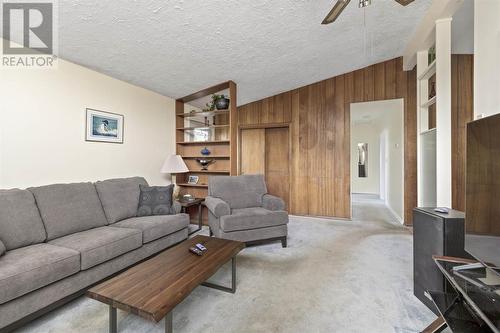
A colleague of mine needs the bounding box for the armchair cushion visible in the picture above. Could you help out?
[208,175,267,209]
[0,240,5,257]
[262,194,286,211]
[205,196,230,217]
[219,207,288,232]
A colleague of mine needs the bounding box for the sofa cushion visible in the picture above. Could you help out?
[219,207,288,232]
[49,226,142,270]
[114,214,189,244]
[0,189,46,250]
[0,244,80,304]
[95,177,148,224]
[208,175,268,209]
[29,182,108,240]
[137,184,175,217]
[0,240,5,257]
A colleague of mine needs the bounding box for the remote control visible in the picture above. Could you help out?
[434,207,449,214]
[196,243,207,252]
[189,247,203,256]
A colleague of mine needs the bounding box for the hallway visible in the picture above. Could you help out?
[352,193,403,225]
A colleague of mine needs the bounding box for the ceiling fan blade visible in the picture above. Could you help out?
[394,0,415,5]
[322,0,351,25]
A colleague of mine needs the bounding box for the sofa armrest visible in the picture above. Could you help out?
[0,239,5,256]
[172,201,182,215]
[205,196,230,217]
[262,194,285,211]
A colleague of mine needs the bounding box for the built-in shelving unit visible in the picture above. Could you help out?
[421,95,436,108]
[175,81,237,223]
[417,59,436,81]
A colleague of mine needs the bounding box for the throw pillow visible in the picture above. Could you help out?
[137,184,175,217]
[0,239,5,256]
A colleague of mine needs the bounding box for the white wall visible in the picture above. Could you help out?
[474,0,500,118]
[351,124,380,195]
[351,99,404,222]
[0,53,176,189]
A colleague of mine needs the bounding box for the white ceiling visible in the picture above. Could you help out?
[58,0,432,106]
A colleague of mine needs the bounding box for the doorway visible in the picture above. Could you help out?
[350,99,404,223]
[240,126,290,209]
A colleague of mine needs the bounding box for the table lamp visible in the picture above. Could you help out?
[161,154,189,199]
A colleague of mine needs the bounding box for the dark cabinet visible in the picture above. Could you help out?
[413,207,468,314]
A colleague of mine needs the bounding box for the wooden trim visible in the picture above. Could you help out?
[229,81,238,175]
[421,316,447,333]
[178,81,232,103]
[176,140,229,145]
[238,123,290,129]
[431,255,478,264]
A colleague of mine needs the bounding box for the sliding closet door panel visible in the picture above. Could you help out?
[240,129,265,175]
[265,127,290,209]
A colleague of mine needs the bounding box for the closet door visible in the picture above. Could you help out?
[240,128,265,175]
[265,128,290,209]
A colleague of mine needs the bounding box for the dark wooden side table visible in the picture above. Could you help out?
[177,198,204,235]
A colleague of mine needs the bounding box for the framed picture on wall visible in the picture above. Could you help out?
[85,108,124,143]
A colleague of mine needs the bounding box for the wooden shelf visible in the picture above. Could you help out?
[182,155,230,159]
[418,60,436,81]
[177,125,229,131]
[176,140,230,145]
[177,183,208,188]
[188,170,230,174]
[177,110,229,118]
[421,95,436,108]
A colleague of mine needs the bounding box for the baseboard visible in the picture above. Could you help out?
[385,204,404,224]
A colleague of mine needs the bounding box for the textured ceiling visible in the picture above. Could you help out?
[58,0,432,106]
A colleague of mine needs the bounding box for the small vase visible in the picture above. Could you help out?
[201,147,211,156]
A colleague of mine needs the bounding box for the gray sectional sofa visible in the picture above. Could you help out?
[0,177,189,332]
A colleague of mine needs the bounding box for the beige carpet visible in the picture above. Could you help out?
[16,197,438,333]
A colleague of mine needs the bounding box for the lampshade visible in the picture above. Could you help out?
[161,154,189,174]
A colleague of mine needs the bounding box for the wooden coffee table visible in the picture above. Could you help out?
[87,235,245,333]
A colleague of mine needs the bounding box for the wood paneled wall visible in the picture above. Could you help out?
[451,54,474,212]
[238,57,418,224]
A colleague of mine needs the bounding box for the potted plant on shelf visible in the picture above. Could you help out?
[203,94,230,112]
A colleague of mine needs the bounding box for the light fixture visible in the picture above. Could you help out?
[395,0,415,5]
[322,0,351,25]
[358,0,371,8]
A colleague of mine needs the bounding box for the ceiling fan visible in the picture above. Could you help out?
[321,0,415,25]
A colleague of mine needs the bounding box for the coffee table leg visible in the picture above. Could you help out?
[109,306,117,333]
[201,256,237,293]
[165,311,173,333]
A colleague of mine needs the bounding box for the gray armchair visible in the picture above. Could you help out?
[205,175,288,247]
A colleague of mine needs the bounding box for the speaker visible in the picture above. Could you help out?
[413,207,468,315]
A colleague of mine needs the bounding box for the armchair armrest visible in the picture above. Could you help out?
[262,194,285,211]
[205,196,230,217]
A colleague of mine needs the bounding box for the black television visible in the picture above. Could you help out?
[465,113,500,275]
